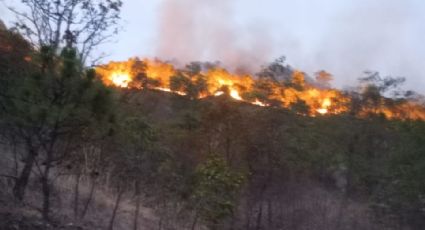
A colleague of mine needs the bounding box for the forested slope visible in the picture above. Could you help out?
[1,15,425,230]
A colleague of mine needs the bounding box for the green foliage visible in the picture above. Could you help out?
[380,121,425,222]
[128,59,161,88]
[0,40,118,220]
[170,71,208,99]
[0,26,33,88]
[359,71,405,94]
[244,79,277,104]
[362,85,382,111]
[289,99,310,115]
[1,46,114,138]
[185,62,202,75]
[256,56,292,82]
[192,154,245,226]
[170,73,191,91]
[107,116,162,189]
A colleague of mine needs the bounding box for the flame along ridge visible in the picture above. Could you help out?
[96,58,425,120]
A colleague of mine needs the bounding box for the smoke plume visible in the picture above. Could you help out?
[156,0,274,72]
[311,0,424,92]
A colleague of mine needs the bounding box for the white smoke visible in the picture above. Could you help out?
[155,0,275,73]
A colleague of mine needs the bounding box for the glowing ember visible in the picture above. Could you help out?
[111,72,131,87]
[316,108,328,114]
[252,99,267,107]
[316,98,332,114]
[230,89,243,101]
[154,87,186,96]
[154,87,171,92]
[214,91,224,96]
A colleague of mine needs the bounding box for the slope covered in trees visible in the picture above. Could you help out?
[1,2,425,229]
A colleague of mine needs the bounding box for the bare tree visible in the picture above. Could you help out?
[6,0,122,64]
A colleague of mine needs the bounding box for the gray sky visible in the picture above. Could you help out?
[2,0,425,93]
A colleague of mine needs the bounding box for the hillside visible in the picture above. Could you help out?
[3,86,424,229]
[1,5,425,230]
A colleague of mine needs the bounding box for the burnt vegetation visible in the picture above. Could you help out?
[1,2,425,230]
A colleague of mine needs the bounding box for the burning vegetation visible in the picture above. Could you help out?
[96,58,425,120]
[4,1,425,229]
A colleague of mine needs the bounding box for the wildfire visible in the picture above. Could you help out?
[316,98,332,115]
[95,58,425,120]
[230,89,243,101]
[253,99,268,107]
[110,72,131,87]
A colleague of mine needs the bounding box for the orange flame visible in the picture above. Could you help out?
[95,58,425,120]
[110,72,131,87]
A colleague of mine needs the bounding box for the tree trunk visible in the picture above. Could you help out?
[108,189,123,230]
[13,147,37,201]
[255,202,263,230]
[267,199,273,229]
[41,150,53,222]
[245,203,252,230]
[229,212,235,230]
[41,174,50,221]
[73,173,81,220]
[190,210,199,230]
[12,139,19,177]
[80,177,96,219]
[225,133,231,165]
[133,180,141,230]
[254,180,267,230]
[157,199,167,230]
[158,216,163,230]
[335,133,357,230]
[335,195,348,230]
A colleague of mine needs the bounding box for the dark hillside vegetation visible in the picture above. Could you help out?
[4,75,424,229]
[116,89,425,229]
[1,4,425,229]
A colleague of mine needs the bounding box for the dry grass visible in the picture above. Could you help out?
[0,146,164,230]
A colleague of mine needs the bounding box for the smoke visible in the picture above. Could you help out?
[155,0,274,72]
[154,0,424,93]
[312,0,425,92]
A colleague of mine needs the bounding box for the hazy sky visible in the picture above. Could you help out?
[2,0,425,93]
